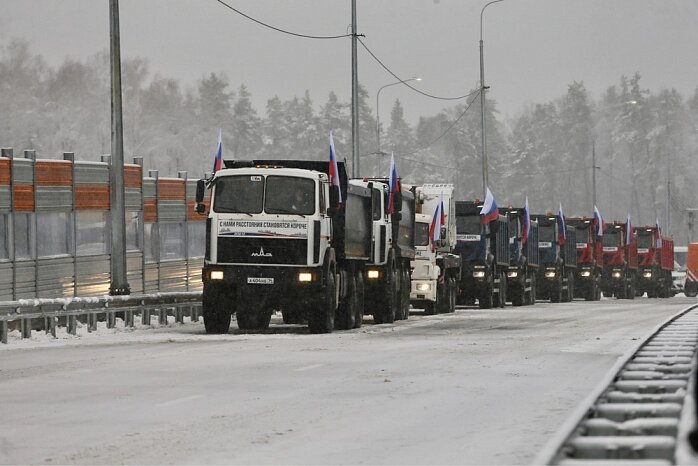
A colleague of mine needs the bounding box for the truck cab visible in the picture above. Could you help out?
[500,207,539,306]
[532,214,577,302]
[198,159,370,334]
[600,222,637,299]
[455,201,509,308]
[567,217,602,301]
[634,226,674,298]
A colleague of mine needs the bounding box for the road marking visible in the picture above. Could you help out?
[156,395,203,407]
[295,364,324,372]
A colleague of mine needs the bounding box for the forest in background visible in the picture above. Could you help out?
[2,40,697,241]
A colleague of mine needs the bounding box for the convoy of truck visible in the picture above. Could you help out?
[194,150,681,334]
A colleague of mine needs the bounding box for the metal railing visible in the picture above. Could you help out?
[0,292,203,344]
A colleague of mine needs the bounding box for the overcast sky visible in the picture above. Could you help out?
[2,0,697,124]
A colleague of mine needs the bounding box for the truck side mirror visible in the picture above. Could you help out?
[394,191,403,213]
[195,179,207,214]
[328,185,340,217]
[195,179,206,203]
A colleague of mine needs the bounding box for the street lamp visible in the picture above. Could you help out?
[479,0,504,196]
[376,77,420,154]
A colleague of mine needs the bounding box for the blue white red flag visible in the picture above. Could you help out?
[521,197,531,244]
[429,195,443,252]
[593,205,605,237]
[557,203,566,245]
[655,218,662,248]
[387,152,400,214]
[625,214,632,245]
[328,131,342,204]
[440,192,446,227]
[212,129,223,174]
[480,187,499,224]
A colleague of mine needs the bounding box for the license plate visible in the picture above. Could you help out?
[247,277,274,284]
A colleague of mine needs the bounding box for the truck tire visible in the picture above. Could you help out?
[374,266,398,324]
[282,305,302,324]
[335,271,356,330]
[550,279,562,303]
[479,280,494,309]
[202,286,232,334]
[309,271,336,334]
[353,271,364,328]
[436,280,448,314]
[400,268,411,320]
[424,300,436,315]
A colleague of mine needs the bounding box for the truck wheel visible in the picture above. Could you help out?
[353,271,364,328]
[627,280,636,300]
[479,282,494,309]
[424,301,436,315]
[202,286,232,334]
[375,267,398,324]
[447,277,457,313]
[335,271,356,330]
[550,280,562,303]
[686,291,698,298]
[436,280,448,314]
[400,268,411,319]
[309,271,336,334]
[282,305,302,324]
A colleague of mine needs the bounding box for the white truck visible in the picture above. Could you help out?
[409,184,461,314]
[195,159,373,334]
[358,179,416,323]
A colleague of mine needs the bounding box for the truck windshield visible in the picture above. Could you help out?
[539,226,556,243]
[265,176,315,215]
[576,224,590,243]
[213,175,264,214]
[637,233,653,249]
[415,222,430,246]
[603,231,620,247]
[456,215,481,235]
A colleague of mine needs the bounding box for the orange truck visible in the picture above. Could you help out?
[685,243,698,297]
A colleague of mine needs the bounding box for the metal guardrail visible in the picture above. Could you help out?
[535,304,698,465]
[0,292,203,344]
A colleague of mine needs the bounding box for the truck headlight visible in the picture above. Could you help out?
[298,272,314,282]
[473,270,486,278]
[210,270,224,280]
[367,269,380,279]
[507,270,518,278]
[643,271,652,278]
[612,270,622,279]
[545,269,556,278]
[416,283,431,292]
[580,270,591,277]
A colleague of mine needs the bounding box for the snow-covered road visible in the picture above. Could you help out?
[0,297,694,465]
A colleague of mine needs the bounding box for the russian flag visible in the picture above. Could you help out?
[593,205,605,237]
[387,152,400,214]
[655,218,662,248]
[328,131,342,204]
[480,187,498,224]
[212,129,223,173]
[429,197,443,252]
[557,203,566,245]
[521,197,530,245]
[625,214,632,245]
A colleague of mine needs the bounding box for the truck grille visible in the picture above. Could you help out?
[217,237,307,265]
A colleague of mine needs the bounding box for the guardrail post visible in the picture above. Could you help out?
[107,311,116,329]
[67,315,77,335]
[191,305,199,323]
[88,313,97,332]
[48,316,57,338]
[1,321,7,344]
[159,307,168,326]
[143,308,150,326]
[175,306,183,324]
[125,309,134,327]
[21,318,31,339]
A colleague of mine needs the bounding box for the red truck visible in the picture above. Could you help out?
[567,217,603,301]
[600,221,638,299]
[633,226,674,298]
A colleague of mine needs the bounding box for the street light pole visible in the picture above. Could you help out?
[376,77,420,155]
[479,0,503,196]
[592,140,597,209]
[351,0,359,178]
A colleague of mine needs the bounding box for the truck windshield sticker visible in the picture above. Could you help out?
[457,234,481,242]
[539,241,553,248]
[638,248,650,253]
[603,246,618,252]
[576,242,587,249]
[219,220,308,239]
[250,176,262,182]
